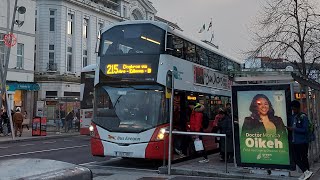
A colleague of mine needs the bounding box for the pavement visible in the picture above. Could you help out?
[1,127,320,180]
[159,154,320,180]
[0,126,81,144]
[0,158,92,180]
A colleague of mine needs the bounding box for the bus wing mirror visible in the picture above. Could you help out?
[95,30,101,55]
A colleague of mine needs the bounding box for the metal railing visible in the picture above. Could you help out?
[164,130,228,174]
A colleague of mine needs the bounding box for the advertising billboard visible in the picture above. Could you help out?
[232,84,294,169]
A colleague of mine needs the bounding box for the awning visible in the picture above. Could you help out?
[291,73,320,91]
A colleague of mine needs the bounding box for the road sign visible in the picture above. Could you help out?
[4,33,17,47]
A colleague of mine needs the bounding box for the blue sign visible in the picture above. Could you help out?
[6,82,40,91]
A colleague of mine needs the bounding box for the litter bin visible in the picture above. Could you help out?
[32,117,41,136]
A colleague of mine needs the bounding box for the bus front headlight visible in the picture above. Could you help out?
[89,125,95,136]
[156,128,167,140]
[89,125,94,132]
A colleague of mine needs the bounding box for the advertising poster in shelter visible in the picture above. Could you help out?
[232,84,294,169]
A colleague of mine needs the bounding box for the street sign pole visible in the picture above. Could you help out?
[167,70,174,175]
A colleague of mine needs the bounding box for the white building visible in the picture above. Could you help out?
[34,0,156,118]
[0,0,37,116]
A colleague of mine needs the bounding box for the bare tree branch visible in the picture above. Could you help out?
[248,0,320,79]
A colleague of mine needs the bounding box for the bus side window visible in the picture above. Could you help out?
[171,35,184,59]
[184,41,196,63]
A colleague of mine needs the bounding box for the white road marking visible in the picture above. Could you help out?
[84,164,159,173]
[19,144,34,147]
[43,141,56,144]
[0,146,9,149]
[78,158,121,166]
[63,139,73,142]
[0,145,88,158]
[78,161,98,166]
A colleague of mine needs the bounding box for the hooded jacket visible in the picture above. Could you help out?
[190,103,205,132]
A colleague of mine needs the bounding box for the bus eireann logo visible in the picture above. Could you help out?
[173,66,183,80]
[108,135,116,140]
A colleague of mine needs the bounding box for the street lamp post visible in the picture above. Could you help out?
[0,0,26,140]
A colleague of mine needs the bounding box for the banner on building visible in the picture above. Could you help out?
[232,84,294,170]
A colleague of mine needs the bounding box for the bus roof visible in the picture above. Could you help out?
[102,20,243,64]
[81,64,96,72]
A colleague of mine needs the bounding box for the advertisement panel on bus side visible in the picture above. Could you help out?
[157,55,231,97]
[232,84,295,170]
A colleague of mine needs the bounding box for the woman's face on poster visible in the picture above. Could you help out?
[256,97,269,116]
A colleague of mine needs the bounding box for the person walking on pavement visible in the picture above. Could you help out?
[188,101,209,163]
[287,100,313,180]
[218,109,234,163]
[0,109,3,135]
[214,108,225,161]
[13,107,24,137]
[1,109,10,136]
[65,110,74,132]
[22,111,30,131]
[75,109,80,132]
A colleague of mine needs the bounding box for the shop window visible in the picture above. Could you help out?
[46,91,57,97]
[14,90,22,106]
[64,91,80,96]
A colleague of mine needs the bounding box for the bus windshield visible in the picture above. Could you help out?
[80,71,94,109]
[100,24,165,56]
[93,85,166,133]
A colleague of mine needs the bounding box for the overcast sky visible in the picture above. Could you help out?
[148,0,267,61]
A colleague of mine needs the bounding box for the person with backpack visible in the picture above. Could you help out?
[188,101,209,163]
[287,100,313,180]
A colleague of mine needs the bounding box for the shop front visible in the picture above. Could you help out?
[6,82,40,120]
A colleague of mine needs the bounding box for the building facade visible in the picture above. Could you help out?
[0,0,37,117]
[34,0,156,119]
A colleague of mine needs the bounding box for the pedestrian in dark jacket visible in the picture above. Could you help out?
[214,108,225,160]
[218,110,234,163]
[188,101,209,163]
[65,110,74,132]
[0,109,3,134]
[1,110,10,135]
[287,100,313,180]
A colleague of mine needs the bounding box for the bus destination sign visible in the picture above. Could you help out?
[106,64,152,75]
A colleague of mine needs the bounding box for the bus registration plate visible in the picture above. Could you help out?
[116,151,133,157]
